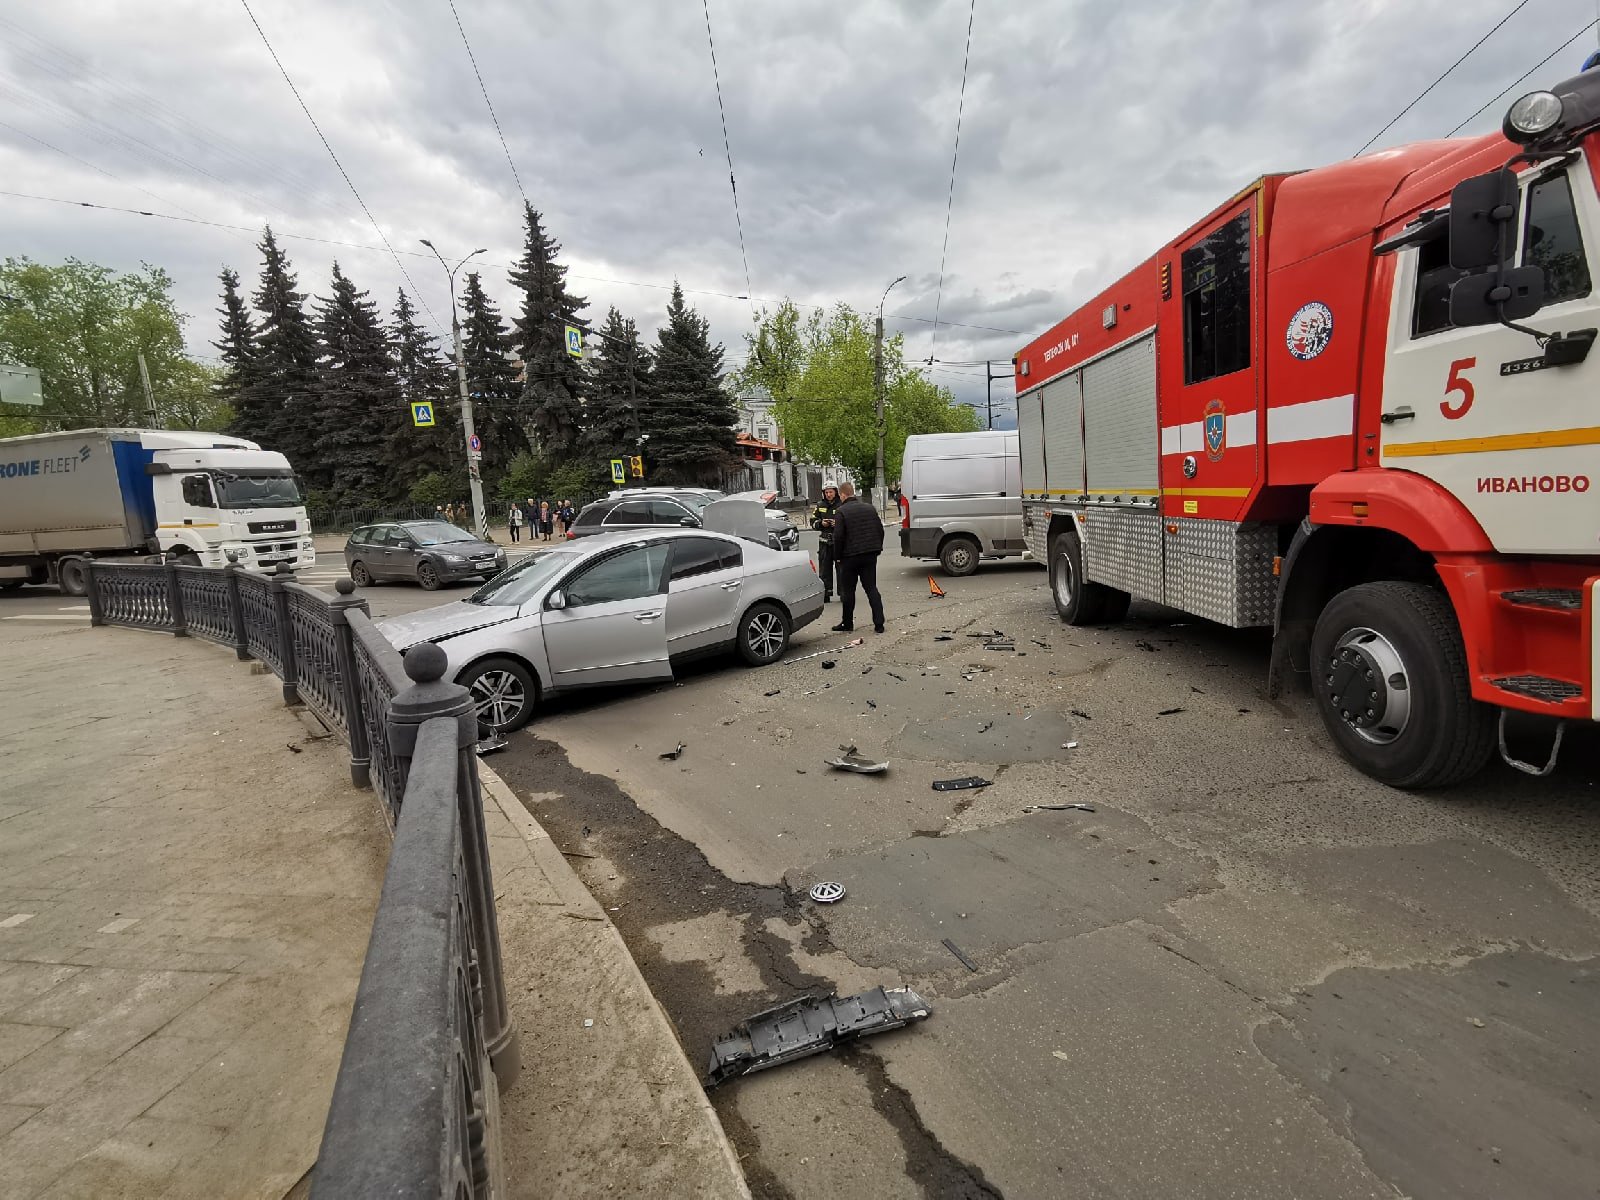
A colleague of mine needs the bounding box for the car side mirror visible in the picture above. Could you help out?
[396,540,416,550]
[1449,169,1519,271]
[546,589,566,610]
[679,516,698,527]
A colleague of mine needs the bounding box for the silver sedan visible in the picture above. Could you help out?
[376,528,825,733]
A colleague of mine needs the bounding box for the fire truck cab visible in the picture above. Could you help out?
[1016,71,1600,788]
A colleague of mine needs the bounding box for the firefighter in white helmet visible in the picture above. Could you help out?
[810,480,841,601]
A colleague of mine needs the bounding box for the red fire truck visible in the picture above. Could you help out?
[1015,73,1600,787]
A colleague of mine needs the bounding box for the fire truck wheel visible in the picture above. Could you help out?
[1310,581,1494,788]
[1050,530,1124,625]
[939,536,981,577]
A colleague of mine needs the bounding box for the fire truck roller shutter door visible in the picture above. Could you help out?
[1018,383,1048,503]
[1081,333,1163,602]
[1040,370,1084,502]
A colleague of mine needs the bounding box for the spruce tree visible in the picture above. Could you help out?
[582,306,649,466]
[311,263,399,503]
[459,271,529,483]
[241,228,321,474]
[508,204,587,461]
[388,289,459,495]
[645,283,737,485]
[213,268,258,434]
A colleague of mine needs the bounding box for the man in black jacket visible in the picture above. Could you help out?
[809,481,841,601]
[829,481,886,634]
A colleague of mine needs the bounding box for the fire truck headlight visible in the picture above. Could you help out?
[1504,91,1564,142]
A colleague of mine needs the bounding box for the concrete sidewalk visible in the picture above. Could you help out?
[0,620,747,1198]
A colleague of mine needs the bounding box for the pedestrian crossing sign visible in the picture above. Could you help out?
[565,325,583,358]
[410,401,435,427]
[610,458,626,484]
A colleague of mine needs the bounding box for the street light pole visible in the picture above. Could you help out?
[421,240,488,540]
[874,274,906,510]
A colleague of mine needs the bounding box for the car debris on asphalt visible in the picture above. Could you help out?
[821,660,837,670]
[932,776,992,792]
[788,638,865,665]
[941,938,979,972]
[934,634,954,641]
[659,742,687,760]
[825,745,889,774]
[763,688,781,697]
[1157,707,1186,717]
[1022,802,1096,813]
[475,732,508,755]
[703,986,933,1087]
[808,881,846,904]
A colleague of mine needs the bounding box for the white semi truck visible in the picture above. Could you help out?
[0,428,314,595]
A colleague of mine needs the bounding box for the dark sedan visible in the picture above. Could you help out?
[345,520,507,590]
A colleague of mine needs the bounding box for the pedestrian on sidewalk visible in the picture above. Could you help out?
[829,481,886,634]
[559,499,575,535]
[538,501,554,541]
[810,480,841,602]
[508,501,524,543]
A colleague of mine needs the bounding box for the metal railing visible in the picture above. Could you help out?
[84,559,519,1198]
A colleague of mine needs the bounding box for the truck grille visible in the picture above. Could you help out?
[248,519,298,535]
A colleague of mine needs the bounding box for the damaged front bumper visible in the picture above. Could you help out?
[704,985,932,1087]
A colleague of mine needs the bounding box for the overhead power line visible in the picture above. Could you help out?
[446,0,527,204]
[236,0,441,331]
[700,0,754,315]
[1448,18,1600,135]
[0,117,207,220]
[889,312,1020,335]
[930,0,977,357]
[1355,0,1533,155]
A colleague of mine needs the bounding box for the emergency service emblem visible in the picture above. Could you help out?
[1286,301,1334,360]
[1203,398,1226,461]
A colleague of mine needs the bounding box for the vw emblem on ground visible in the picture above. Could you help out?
[808,881,846,904]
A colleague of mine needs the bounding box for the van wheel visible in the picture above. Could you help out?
[939,536,981,577]
[1310,581,1494,788]
[57,557,88,597]
[1049,531,1124,625]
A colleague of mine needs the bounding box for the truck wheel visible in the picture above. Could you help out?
[1310,581,1494,788]
[57,557,88,597]
[1049,531,1122,625]
[939,536,981,577]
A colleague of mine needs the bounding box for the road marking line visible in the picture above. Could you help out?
[0,913,35,928]
[97,917,139,933]
[57,606,88,611]
[2,615,89,621]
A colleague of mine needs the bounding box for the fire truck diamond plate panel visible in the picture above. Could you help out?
[1164,519,1277,628]
[1083,334,1157,495]
[1082,508,1163,599]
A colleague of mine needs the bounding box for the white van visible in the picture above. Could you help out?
[898,430,1027,576]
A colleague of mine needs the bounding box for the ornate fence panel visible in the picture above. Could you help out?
[176,566,235,647]
[235,570,284,676]
[87,563,175,631]
[349,610,408,826]
[285,584,347,739]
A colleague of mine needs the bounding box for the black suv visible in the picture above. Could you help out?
[567,494,708,538]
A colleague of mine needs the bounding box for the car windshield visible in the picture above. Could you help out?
[213,473,303,509]
[404,521,475,546]
[467,549,579,606]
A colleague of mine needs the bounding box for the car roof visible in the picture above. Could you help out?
[577,526,742,549]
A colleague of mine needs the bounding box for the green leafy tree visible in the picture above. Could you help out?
[644,283,736,484]
[582,306,648,467]
[494,450,548,504]
[388,289,458,495]
[509,204,586,460]
[459,271,529,483]
[237,228,321,469]
[162,359,233,431]
[546,458,608,504]
[311,263,400,503]
[0,256,194,431]
[742,301,976,481]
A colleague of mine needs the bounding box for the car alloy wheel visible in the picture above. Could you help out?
[350,561,372,587]
[748,611,783,657]
[417,561,440,590]
[468,667,526,730]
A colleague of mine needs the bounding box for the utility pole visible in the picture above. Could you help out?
[874,274,906,511]
[421,240,489,541]
[136,353,159,428]
[983,360,1017,430]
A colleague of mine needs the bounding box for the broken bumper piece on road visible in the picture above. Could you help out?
[704,986,932,1088]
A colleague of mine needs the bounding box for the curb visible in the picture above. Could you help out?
[476,762,752,1199]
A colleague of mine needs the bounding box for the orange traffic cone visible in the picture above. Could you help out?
[928,576,946,598]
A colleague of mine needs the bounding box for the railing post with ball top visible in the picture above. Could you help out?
[165,557,188,637]
[268,562,298,705]
[329,578,372,789]
[224,556,249,659]
[386,643,520,1090]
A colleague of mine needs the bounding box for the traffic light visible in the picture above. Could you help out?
[628,455,644,478]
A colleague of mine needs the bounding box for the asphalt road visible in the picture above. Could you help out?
[10,536,1598,1199]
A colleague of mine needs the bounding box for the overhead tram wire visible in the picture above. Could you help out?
[235,0,443,333]
[446,0,526,204]
[929,0,977,359]
[1354,0,1534,155]
[1447,17,1600,135]
[0,118,208,220]
[701,0,755,318]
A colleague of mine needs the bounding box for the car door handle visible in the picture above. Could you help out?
[719,580,741,590]
[633,610,662,621]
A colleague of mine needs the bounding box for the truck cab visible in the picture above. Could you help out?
[145,437,314,571]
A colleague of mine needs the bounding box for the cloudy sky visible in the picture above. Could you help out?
[4,0,1597,430]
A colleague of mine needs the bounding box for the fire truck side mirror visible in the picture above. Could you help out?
[1448,169,1519,271]
[1448,266,1545,327]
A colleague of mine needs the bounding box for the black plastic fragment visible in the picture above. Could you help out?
[704,986,932,1087]
[932,776,992,792]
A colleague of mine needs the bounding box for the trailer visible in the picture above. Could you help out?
[1015,71,1600,787]
[0,428,314,594]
